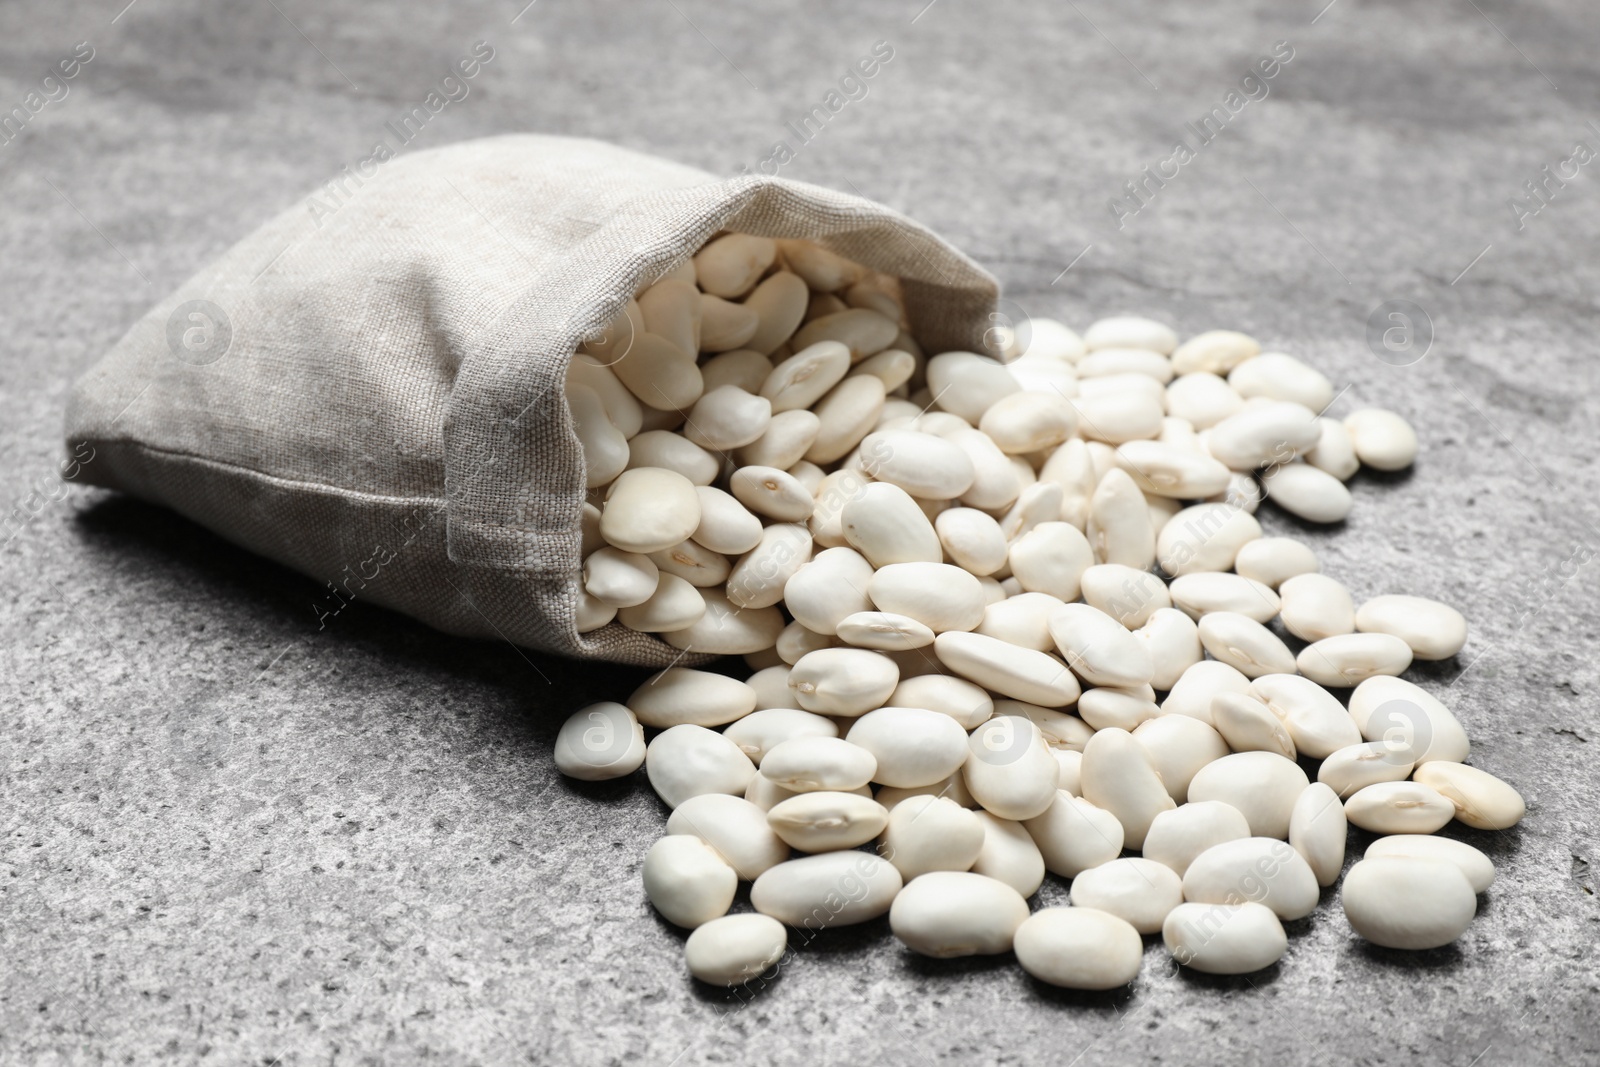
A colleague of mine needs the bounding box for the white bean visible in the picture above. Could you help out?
[1304,416,1360,480]
[750,851,903,927]
[1161,659,1251,725]
[701,348,774,395]
[1079,727,1175,849]
[1163,902,1286,974]
[1181,836,1319,920]
[723,706,837,761]
[1166,372,1244,429]
[1084,316,1178,355]
[890,675,994,730]
[683,913,787,986]
[793,307,900,361]
[663,589,785,654]
[1115,440,1232,499]
[783,546,874,636]
[1131,715,1230,803]
[760,735,877,792]
[962,716,1061,820]
[1260,462,1353,523]
[1411,761,1525,830]
[1365,835,1494,893]
[554,701,647,781]
[1142,801,1252,877]
[1233,536,1319,589]
[1169,572,1280,622]
[648,540,730,589]
[642,835,737,928]
[1072,388,1165,444]
[1016,907,1144,989]
[1278,573,1355,642]
[683,385,772,451]
[738,408,822,470]
[627,430,720,485]
[1187,752,1309,839]
[692,485,764,555]
[601,467,702,554]
[1197,611,1296,678]
[870,563,987,633]
[646,724,757,808]
[612,331,704,411]
[1135,608,1204,690]
[935,508,1009,577]
[1288,783,1346,887]
[742,271,810,355]
[667,793,790,879]
[767,790,888,851]
[841,482,943,567]
[1347,675,1470,764]
[1341,857,1474,949]
[1212,691,1297,759]
[1024,792,1124,878]
[567,383,630,488]
[979,392,1078,453]
[694,233,777,298]
[1206,402,1320,471]
[1344,781,1455,834]
[761,340,852,413]
[1077,347,1175,382]
[1343,408,1417,470]
[881,795,986,879]
[1009,522,1096,602]
[1170,329,1260,375]
[1045,603,1154,689]
[582,547,660,608]
[1070,857,1184,935]
[846,706,970,787]
[890,871,1030,957]
[1247,673,1362,758]
[629,668,755,729]
[1317,740,1414,798]
[1354,594,1468,661]
[1077,685,1160,733]
[1156,502,1262,576]
[934,631,1081,707]
[926,351,1021,423]
[970,811,1046,897]
[1296,632,1413,687]
[1227,352,1334,411]
[858,429,976,499]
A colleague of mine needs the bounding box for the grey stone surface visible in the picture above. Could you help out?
[2,0,1598,1063]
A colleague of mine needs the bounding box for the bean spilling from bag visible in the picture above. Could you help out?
[558,233,1520,989]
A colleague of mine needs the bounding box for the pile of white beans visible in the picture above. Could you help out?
[557,234,1524,990]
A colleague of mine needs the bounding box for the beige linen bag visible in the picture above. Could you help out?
[65,134,999,665]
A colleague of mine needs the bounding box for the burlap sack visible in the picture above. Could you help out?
[65,134,999,665]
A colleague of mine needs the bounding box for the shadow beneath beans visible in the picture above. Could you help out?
[1023,975,1139,1011]
[786,915,894,956]
[900,948,1017,980]
[559,774,646,805]
[1402,656,1465,685]
[1348,941,1465,970]
[1349,465,1417,490]
[1174,959,1284,990]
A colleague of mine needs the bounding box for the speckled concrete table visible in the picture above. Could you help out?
[2,0,1597,1063]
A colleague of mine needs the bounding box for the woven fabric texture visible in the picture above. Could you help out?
[64,134,999,664]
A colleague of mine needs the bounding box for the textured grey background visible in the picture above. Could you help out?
[2,0,1598,1063]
